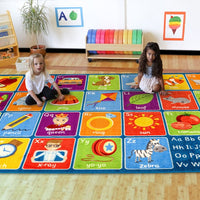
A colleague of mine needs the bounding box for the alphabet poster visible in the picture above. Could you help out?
[55,7,84,27]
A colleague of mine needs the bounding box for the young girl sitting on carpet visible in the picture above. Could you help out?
[25,53,70,107]
[132,42,167,95]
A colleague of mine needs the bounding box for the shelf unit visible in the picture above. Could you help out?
[0,11,19,67]
[86,33,143,62]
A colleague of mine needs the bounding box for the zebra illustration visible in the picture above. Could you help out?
[128,139,167,163]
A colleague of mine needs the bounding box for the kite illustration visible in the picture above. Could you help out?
[87,92,118,107]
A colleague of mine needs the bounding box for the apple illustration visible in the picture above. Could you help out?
[69,11,77,20]
[0,77,17,88]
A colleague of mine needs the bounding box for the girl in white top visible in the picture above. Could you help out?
[133,42,167,95]
[25,53,69,107]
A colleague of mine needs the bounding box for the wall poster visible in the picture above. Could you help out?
[55,7,84,27]
[163,11,186,41]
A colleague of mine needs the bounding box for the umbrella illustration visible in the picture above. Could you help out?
[87,92,118,107]
[169,16,181,35]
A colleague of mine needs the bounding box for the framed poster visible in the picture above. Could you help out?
[55,7,84,27]
[163,12,186,41]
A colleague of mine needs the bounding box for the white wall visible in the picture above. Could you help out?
[0,0,199,50]
[126,0,200,50]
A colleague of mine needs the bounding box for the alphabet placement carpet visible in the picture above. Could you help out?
[0,73,200,173]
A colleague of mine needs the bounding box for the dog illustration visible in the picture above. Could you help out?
[92,76,115,86]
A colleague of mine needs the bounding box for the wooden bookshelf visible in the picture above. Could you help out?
[0,11,19,67]
[86,33,143,62]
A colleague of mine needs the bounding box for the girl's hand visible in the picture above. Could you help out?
[159,90,168,96]
[37,100,43,107]
[57,94,65,101]
[131,84,139,89]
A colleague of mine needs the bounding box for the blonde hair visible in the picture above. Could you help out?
[29,53,47,79]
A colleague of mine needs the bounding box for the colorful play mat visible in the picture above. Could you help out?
[1,73,200,173]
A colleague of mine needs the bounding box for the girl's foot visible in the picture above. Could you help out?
[61,89,70,95]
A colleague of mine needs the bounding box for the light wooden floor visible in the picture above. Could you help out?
[1,52,200,74]
[0,52,200,200]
